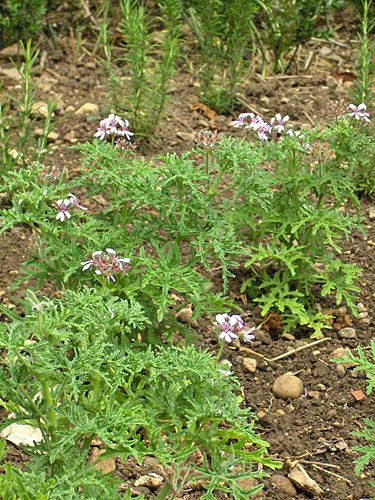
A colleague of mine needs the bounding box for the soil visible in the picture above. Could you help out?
[0,5,374,499]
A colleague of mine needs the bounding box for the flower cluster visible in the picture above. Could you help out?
[55,193,87,222]
[347,103,371,123]
[231,112,289,141]
[194,129,221,149]
[214,314,256,344]
[81,248,131,282]
[94,113,134,141]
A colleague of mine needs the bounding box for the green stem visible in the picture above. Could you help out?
[216,341,225,362]
[156,480,174,500]
[41,380,56,444]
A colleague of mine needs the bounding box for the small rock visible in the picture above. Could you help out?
[358,312,368,319]
[357,302,367,312]
[34,129,59,142]
[255,330,272,345]
[237,476,258,490]
[176,131,193,142]
[288,463,323,496]
[338,327,356,340]
[0,67,22,81]
[272,374,304,400]
[0,44,20,58]
[274,409,286,417]
[0,423,43,446]
[75,102,99,116]
[257,410,267,419]
[134,473,164,490]
[64,130,78,144]
[308,390,320,400]
[31,101,49,118]
[336,364,346,376]
[281,332,295,341]
[142,456,164,475]
[243,357,257,373]
[85,61,96,69]
[89,447,116,474]
[270,474,297,497]
[368,207,375,219]
[359,317,370,325]
[66,105,75,113]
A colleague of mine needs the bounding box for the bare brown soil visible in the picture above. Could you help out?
[0,7,374,499]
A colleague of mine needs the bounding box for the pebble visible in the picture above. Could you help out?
[338,327,357,339]
[89,448,116,474]
[34,129,59,142]
[357,302,367,312]
[243,357,257,373]
[64,130,78,144]
[281,332,295,341]
[31,101,49,118]
[0,67,21,81]
[270,474,297,497]
[75,102,99,116]
[336,364,346,376]
[272,374,304,400]
[134,473,163,490]
[66,105,75,113]
[358,312,368,319]
[368,207,375,219]
[255,330,272,345]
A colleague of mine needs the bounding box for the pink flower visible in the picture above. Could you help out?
[55,199,71,222]
[215,314,244,343]
[68,193,87,211]
[243,326,256,343]
[94,113,134,141]
[257,121,272,141]
[347,103,371,122]
[270,113,289,134]
[230,113,255,128]
[81,248,131,282]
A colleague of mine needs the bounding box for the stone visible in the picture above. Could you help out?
[368,207,375,219]
[336,364,346,376]
[270,474,297,497]
[143,456,164,475]
[0,423,43,446]
[66,105,75,113]
[243,357,257,373]
[357,302,367,312]
[75,102,99,116]
[31,101,49,118]
[237,476,258,490]
[288,463,323,496]
[134,473,164,490]
[272,374,304,400]
[338,327,356,339]
[0,44,19,58]
[0,67,21,81]
[34,129,59,142]
[358,312,368,319]
[89,447,116,474]
[64,130,78,144]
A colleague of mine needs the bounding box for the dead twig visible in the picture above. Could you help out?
[271,337,330,362]
[310,463,353,485]
[235,96,263,117]
[300,459,341,470]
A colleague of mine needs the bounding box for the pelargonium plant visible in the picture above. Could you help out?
[347,103,371,123]
[81,248,131,283]
[214,313,256,359]
[94,113,134,142]
[231,112,290,141]
[55,193,87,222]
